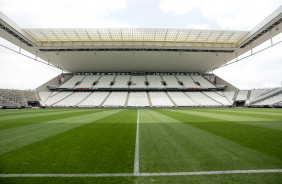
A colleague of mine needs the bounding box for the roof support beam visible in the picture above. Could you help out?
[61,29,73,46]
[96,30,103,45]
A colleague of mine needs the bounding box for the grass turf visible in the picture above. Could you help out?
[0,108,281,183]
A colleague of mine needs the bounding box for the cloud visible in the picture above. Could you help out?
[186,24,209,29]
[0,0,129,28]
[159,0,281,29]
[214,43,282,89]
[0,47,61,89]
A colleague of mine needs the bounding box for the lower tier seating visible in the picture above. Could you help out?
[253,93,282,105]
[5,88,280,108]
[103,92,128,107]
[167,92,198,106]
[55,92,91,107]
[149,92,174,107]
[79,92,109,107]
[127,92,150,107]
[186,92,221,106]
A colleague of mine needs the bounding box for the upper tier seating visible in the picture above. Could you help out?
[113,75,130,88]
[43,92,73,106]
[130,76,147,88]
[162,75,182,88]
[167,92,198,106]
[186,92,221,106]
[127,92,149,107]
[236,90,249,101]
[79,92,109,107]
[191,75,216,88]
[57,73,219,90]
[95,75,115,88]
[55,92,91,106]
[103,92,128,107]
[149,92,174,107]
[147,75,165,88]
[77,75,100,88]
[176,75,199,88]
[59,75,85,88]
[203,92,232,105]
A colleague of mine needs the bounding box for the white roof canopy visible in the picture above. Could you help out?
[24,28,248,45]
[0,6,281,73]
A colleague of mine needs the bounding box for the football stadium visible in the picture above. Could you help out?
[0,3,282,184]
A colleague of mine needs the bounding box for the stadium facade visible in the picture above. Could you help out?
[0,6,282,108]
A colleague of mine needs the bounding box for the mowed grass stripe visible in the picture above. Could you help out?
[175,109,282,131]
[0,109,106,130]
[202,110,282,121]
[0,109,123,155]
[0,109,90,121]
[192,108,282,112]
[0,109,137,174]
[139,109,282,173]
[161,109,282,160]
[199,109,282,117]
[0,109,65,116]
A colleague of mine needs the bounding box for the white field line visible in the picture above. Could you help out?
[134,109,140,175]
[1,169,282,178]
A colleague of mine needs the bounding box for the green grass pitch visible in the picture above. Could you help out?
[0,108,282,183]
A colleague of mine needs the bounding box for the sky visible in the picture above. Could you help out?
[0,0,281,90]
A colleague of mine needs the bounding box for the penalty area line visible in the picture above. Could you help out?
[1,169,282,178]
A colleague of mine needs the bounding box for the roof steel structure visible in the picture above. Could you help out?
[24,28,247,45]
[0,6,281,73]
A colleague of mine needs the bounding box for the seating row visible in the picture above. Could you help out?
[39,91,232,107]
[57,74,217,89]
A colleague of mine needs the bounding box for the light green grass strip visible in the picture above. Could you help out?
[172,109,282,130]
[201,109,282,117]
[0,109,124,155]
[0,109,92,121]
[139,109,281,172]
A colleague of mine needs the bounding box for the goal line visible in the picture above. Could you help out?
[1,169,281,178]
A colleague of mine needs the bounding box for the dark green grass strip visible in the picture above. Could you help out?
[158,109,282,160]
[0,109,137,174]
[1,173,282,184]
[0,109,106,130]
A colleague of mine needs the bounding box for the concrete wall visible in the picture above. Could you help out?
[36,75,59,92]
[215,75,238,92]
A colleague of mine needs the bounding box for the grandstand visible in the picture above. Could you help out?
[0,6,282,108]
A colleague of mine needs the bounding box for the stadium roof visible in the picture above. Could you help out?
[24,28,247,45]
[0,6,281,73]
